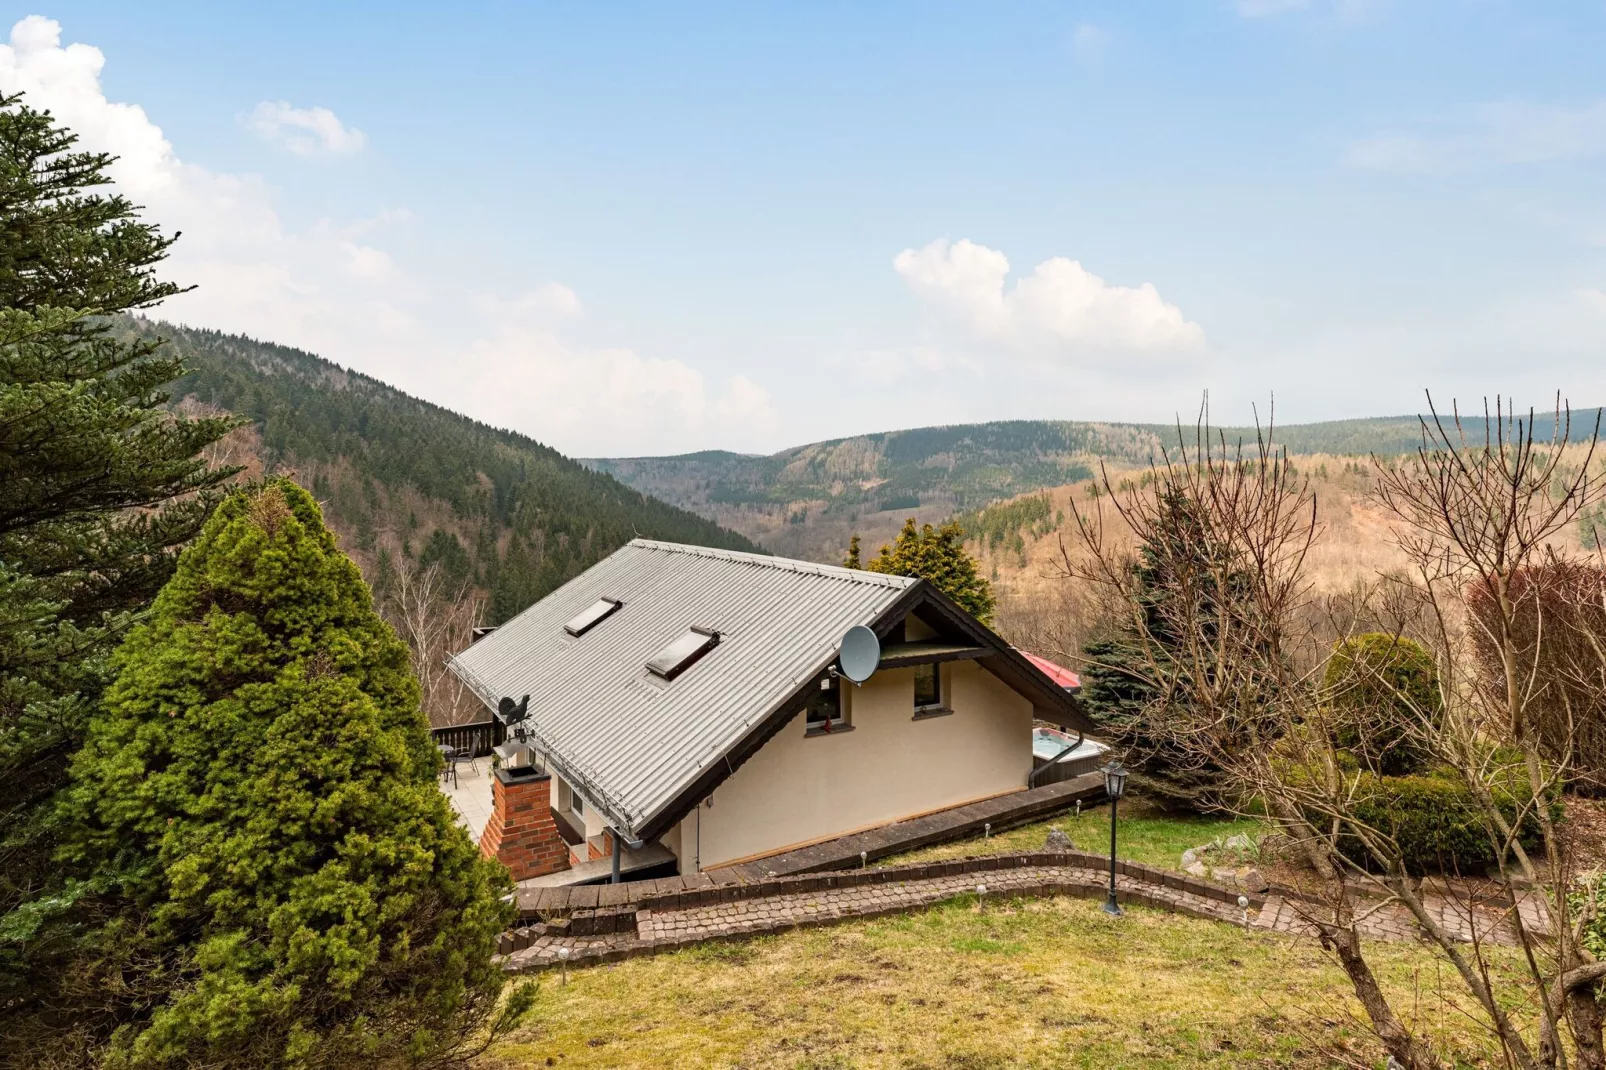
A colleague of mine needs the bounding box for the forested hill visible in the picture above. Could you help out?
[150,320,761,622]
[585,409,1605,562]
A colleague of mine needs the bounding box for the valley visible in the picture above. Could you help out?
[587,409,1603,562]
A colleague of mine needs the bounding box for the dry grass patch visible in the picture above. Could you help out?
[484,896,1512,1069]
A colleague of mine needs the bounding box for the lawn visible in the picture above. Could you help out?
[875,795,1267,872]
[483,893,1512,1069]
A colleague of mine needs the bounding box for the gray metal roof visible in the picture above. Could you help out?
[448,539,916,838]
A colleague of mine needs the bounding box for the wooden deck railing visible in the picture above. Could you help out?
[430,719,504,758]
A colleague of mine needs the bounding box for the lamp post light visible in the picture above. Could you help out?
[1101,759,1128,916]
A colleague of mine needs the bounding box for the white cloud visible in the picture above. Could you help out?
[1236,0,1308,17]
[247,99,365,155]
[1349,100,1606,172]
[893,238,1205,356]
[0,16,770,457]
[475,283,585,320]
[450,327,778,457]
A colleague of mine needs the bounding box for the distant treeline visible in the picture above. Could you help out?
[952,493,1061,565]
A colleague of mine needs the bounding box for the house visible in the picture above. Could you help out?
[446,539,1095,882]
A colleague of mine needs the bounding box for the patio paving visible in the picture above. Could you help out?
[500,857,1543,974]
[439,759,494,841]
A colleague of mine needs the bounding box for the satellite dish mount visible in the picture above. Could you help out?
[836,625,880,686]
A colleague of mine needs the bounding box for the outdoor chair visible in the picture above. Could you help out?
[438,744,459,789]
[448,740,479,779]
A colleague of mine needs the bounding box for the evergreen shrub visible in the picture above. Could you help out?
[60,480,525,1068]
[1337,765,1552,874]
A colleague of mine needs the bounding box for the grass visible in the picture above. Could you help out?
[873,796,1267,872]
[484,894,1515,1069]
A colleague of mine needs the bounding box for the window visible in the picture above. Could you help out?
[558,780,584,816]
[646,627,720,680]
[565,597,622,637]
[913,663,943,711]
[805,680,848,733]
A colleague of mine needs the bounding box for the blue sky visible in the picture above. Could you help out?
[5,3,1606,456]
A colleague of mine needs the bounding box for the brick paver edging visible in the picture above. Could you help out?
[515,849,1253,925]
[496,852,1266,968]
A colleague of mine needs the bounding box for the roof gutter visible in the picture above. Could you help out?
[630,645,843,844]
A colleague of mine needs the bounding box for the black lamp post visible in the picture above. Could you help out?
[1101,759,1128,916]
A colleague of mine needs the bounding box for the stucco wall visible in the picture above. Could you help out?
[680,658,1034,870]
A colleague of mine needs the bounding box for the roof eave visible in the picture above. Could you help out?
[446,653,642,836]
[871,581,1095,734]
[633,578,1095,844]
[631,644,841,843]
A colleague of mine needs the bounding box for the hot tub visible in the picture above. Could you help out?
[1032,727,1108,783]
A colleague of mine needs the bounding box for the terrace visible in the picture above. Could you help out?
[431,719,502,841]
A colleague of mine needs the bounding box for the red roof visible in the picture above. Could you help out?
[1020,650,1081,690]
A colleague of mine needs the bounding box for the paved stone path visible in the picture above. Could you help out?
[1254,887,1548,945]
[500,853,1552,976]
[501,861,1258,973]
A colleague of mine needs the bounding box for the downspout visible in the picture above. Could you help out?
[608,829,648,884]
[1027,729,1084,788]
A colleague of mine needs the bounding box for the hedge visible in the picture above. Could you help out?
[1339,766,1551,875]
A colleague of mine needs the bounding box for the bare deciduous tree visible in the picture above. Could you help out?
[1372,397,1606,1069]
[1060,412,1447,1069]
[380,555,486,728]
[1061,396,1606,1068]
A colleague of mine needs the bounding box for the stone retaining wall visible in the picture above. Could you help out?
[498,850,1263,958]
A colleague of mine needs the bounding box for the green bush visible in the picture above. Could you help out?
[59,480,525,1068]
[1323,633,1441,776]
[1341,766,1549,874]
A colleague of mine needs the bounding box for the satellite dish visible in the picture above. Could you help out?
[837,625,881,684]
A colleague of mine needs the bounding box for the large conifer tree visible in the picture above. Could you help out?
[861,518,995,624]
[0,91,236,1029]
[1078,486,1244,811]
[56,480,521,1068]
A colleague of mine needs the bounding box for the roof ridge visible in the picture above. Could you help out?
[627,538,916,588]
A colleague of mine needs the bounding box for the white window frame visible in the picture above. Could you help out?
[805,681,849,734]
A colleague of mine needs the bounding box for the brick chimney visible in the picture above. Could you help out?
[479,768,570,881]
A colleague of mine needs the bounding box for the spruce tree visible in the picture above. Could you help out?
[1077,487,1238,811]
[0,92,236,1026]
[56,480,523,1068]
[863,518,995,624]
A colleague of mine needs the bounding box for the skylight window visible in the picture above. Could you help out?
[646,627,720,680]
[564,598,622,637]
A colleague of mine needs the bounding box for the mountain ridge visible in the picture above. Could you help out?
[584,408,1606,560]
